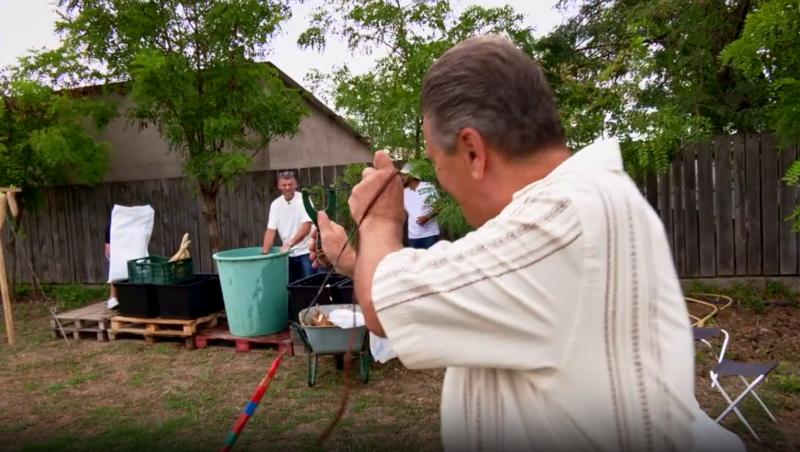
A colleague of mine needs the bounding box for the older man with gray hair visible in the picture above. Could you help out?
[311,35,744,451]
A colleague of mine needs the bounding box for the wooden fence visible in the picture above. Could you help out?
[638,133,799,278]
[7,165,351,284]
[6,133,800,283]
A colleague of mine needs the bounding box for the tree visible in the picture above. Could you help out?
[537,0,770,173]
[0,73,114,300]
[299,0,535,237]
[51,0,307,252]
[722,0,800,227]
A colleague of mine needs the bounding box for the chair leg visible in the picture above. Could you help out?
[700,339,720,361]
[711,373,749,424]
[738,376,778,423]
[711,373,761,441]
[700,341,720,388]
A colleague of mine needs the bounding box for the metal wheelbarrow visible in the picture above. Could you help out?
[291,304,371,387]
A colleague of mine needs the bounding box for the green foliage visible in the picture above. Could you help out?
[729,282,769,312]
[333,163,368,230]
[305,162,367,247]
[0,77,113,196]
[300,0,533,237]
[722,0,800,229]
[722,0,800,146]
[688,279,799,312]
[47,284,109,310]
[772,372,800,396]
[300,1,533,157]
[685,280,722,295]
[52,0,306,192]
[47,0,307,250]
[763,279,799,304]
[0,72,111,301]
[12,282,106,309]
[14,282,32,299]
[540,0,769,174]
[783,160,800,187]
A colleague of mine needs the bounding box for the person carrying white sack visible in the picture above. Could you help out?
[310,35,745,452]
[106,204,155,309]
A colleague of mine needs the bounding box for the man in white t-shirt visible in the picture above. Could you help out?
[400,163,440,249]
[262,171,315,283]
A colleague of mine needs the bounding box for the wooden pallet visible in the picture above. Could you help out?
[50,302,114,341]
[195,324,294,354]
[109,312,220,349]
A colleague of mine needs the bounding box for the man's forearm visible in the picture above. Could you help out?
[262,229,276,251]
[354,219,403,337]
[287,222,312,248]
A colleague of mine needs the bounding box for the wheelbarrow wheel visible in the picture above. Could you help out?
[307,354,318,387]
[359,352,370,384]
[334,353,345,370]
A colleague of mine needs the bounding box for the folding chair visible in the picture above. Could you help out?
[693,328,778,441]
[693,327,729,362]
[710,359,778,441]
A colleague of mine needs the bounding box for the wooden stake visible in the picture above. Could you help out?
[0,193,15,345]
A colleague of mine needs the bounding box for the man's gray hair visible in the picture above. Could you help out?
[277,170,297,181]
[421,35,565,158]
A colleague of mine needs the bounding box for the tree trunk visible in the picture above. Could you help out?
[200,187,222,254]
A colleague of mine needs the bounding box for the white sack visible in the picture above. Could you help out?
[108,204,155,282]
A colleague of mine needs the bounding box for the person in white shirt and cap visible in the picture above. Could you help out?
[310,35,745,452]
[399,162,441,249]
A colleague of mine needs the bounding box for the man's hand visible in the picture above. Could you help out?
[416,214,432,226]
[349,150,404,228]
[349,151,405,337]
[280,243,291,253]
[309,212,356,277]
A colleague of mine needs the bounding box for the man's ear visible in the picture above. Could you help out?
[457,127,487,180]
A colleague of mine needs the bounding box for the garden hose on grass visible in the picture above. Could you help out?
[684,293,734,326]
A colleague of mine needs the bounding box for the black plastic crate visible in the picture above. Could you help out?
[287,273,349,323]
[333,278,355,304]
[156,274,224,320]
[114,279,159,318]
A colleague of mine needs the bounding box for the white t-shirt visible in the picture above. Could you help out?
[403,181,440,239]
[267,193,312,257]
[373,138,745,452]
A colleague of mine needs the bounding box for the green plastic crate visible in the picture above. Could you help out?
[127,256,194,284]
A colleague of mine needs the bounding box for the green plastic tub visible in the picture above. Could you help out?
[212,247,289,337]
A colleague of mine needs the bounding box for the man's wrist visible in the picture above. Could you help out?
[360,217,403,234]
[359,218,403,248]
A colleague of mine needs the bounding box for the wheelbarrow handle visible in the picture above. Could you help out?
[289,321,314,354]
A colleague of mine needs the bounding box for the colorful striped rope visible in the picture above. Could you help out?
[221,346,288,452]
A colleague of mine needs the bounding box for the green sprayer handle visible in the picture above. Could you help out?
[301,187,337,230]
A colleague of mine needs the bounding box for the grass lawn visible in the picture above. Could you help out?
[0,282,798,451]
